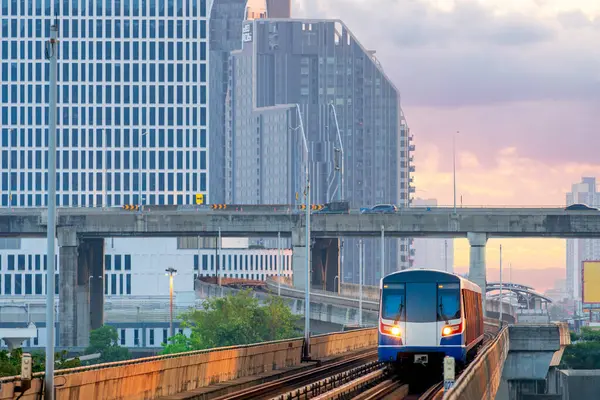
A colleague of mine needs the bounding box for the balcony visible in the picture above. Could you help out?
[409,165,415,172]
[409,144,415,152]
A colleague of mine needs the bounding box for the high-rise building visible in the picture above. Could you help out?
[0,0,295,347]
[411,198,454,272]
[227,19,414,285]
[209,0,249,204]
[1,1,210,208]
[266,0,291,18]
[566,177,600,304]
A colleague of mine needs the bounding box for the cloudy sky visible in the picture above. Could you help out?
[292,0,600,291]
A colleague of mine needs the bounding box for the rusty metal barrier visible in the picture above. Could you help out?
[445,326,509,400]
[0,329,378,400]
[310,328,378,359]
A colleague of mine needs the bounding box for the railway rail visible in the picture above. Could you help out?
[211,350,378,400]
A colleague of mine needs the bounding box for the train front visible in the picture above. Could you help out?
[377,270,464,368]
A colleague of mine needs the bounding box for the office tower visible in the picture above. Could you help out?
[566,177,600,303]
[209,0,249,204]
[266,0,291,18]
[227,19,414,284]
[1,0,209,208]
[411,198,454,272]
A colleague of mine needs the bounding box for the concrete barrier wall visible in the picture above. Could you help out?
[0,329,377,400]
[310,328,377,359]
[0,338,304,400]
[446,327,509,400]
[339,283,379,302]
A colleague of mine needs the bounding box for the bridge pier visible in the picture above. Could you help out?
[467,232,488,312]
[58,227,104,347]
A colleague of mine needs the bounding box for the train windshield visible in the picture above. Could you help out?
[437,283,461,321]
[381,283,405,321]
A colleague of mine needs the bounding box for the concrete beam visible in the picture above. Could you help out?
[4,208,600,238]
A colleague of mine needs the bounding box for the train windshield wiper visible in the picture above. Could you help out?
[393,302,404,324]
[439,298,449,324]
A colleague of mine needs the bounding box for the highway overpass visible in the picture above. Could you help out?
[1,206,591,346]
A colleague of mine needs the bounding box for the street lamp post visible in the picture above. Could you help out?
[499,245,503,327]
[295,104,311,359]
[165,268,177,338]
[453,131,458,214]
[44,23,59,400]
[277,231,282,296]
[358,239,363,327]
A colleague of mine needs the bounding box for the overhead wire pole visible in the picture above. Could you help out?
[359,239,363,327]
[499,244,503,327]
[380,226,385,282]
[453,131,458,214]
[44,22,59,400]
[277,231,282,296]
[330,101,345,288]
[296,104,311,360]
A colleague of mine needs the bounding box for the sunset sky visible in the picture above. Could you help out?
[293,0,600,292]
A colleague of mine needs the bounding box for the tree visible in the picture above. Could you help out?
[0,348,80,378]
[85,325,131,363]
[161,290,301,354]
[560,341,600,369]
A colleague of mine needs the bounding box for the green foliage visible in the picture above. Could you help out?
[560,341,600,369]
[562,327,600,369]
[161,333,193,354]
[161,290,300,354]
[0,348,81,378]
[85,325,131,363]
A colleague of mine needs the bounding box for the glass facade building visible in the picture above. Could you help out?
[228,19,415,284]
[1,0,209,207]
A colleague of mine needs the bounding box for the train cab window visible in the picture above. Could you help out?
[381,283,405,321]
[437,283,461,321]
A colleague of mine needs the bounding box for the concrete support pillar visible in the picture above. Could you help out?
[467,232,488,313]
[292,227,308,289]
[58,228,104,348]
[86,239,105,331]
[311,238,340,292]
[58,227,79,347]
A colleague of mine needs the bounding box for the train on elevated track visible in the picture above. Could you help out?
[378,269,484,370]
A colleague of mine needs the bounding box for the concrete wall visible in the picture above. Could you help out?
[446,327,509,400]
[559,370,600,400]
[310,328,377,359]
[339,282,379,302]
[0,329,377,400]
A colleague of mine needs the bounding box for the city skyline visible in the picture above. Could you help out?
[296,0,600,286]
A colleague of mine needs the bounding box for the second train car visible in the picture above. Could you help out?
[378,269,484,368]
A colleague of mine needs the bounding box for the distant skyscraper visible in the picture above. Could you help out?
[266,0,291,17]
[411,198,454,273]
[209,0,249,204]
[566,177,600,303]
[227,19,414,284]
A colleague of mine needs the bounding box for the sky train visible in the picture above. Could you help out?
[378,269,484,368]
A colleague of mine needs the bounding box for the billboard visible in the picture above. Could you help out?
[582,261,600,305]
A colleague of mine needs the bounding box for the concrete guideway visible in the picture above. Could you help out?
[0,328,377,400]
[446,322,570,400]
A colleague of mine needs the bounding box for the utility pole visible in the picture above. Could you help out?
[380,226,385,282]
[499,244,503,326]
[444,240,448,272]
[295,105,311,360]
[44,22,59,400]
[277,231,282,296]
[453,131,458,214]
[359,239,364,327]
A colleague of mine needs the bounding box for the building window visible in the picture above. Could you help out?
[134,329,140,346]
[149,329,155,346]
[120,329,126,346]
[163,328,168,344]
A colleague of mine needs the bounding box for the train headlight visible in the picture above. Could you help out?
[391,326,401,336]
[441,322,463,336]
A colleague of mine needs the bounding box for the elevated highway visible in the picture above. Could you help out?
[1,206,600,238]
[1,205,583,346]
